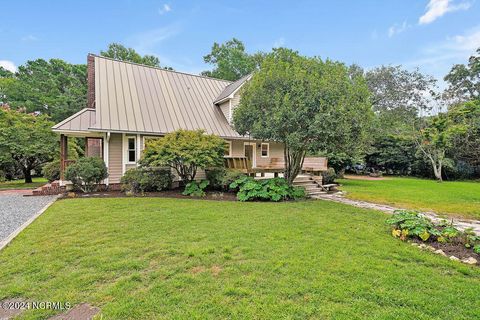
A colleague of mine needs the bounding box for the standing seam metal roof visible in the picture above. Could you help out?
[90,55,241,138]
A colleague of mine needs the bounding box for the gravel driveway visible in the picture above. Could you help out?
[0,192,57,244]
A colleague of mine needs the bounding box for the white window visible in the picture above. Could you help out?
[127,137,136,163]
[224,140,232,157]
[261,143,269,157]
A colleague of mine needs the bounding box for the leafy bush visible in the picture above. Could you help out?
[121,167,173,194]
[321,168,336,185]
[206,167,245,190]
[42,160,60,182]
[229,177,305,202]
[386,210,440,241]
[141,129,227,184]
[0,170,5,182]
[387,210,480,252]
[65,157,108,192]
[183,180,209,197]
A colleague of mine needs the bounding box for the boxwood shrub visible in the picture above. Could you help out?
[121,167,173,194]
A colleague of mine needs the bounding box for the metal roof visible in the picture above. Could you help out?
[213,74,251,104]
[52,108,96,132]
[89,55,241,138]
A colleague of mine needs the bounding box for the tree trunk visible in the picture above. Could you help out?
[283,146,306,185]
[430,159,443,182]
[23,167,33,183]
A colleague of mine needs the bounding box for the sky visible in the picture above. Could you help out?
[1,0,479,87]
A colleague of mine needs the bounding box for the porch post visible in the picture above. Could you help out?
[60,134,68,180]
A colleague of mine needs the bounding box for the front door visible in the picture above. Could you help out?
[244,144,255,169]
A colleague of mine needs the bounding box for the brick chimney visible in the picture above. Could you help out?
[87,54,95,109]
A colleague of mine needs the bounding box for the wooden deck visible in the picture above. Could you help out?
[224,156,328,177]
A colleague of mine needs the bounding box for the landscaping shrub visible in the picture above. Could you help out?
[229,177,305,202]
[42,160,60,182]
[0,170,5,182]
[387,210,480,252]
[183,180,209,197]
[206,167,245,190]
[321,168,336,185]
[65,157,108,193]
[121,167,173,194]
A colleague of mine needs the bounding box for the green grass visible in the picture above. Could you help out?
[0,177,47,190]
[338,177,480,220]
[0,198,479,319]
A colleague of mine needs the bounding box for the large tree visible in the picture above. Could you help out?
[448,100,480,168]
[444,48,480,102]
[0,59,87,122]
[233,48,373,185]
[0,107,57,183]
[201,38,263,81]
[100,43,169,68]
[364,65,437,136]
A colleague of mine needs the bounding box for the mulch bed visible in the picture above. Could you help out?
[59,189,239,201]
[411,238,479,264]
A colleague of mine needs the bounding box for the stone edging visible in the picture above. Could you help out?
[0,196,59,251]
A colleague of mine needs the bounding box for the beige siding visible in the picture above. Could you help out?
[108,133,123,183]
[219,101,230,122]
[256,142,284,167]
[227,139,285,168]
[230,92,241,119]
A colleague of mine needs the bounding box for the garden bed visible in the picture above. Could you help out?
[410,238,480,264]
[59,189,239,201]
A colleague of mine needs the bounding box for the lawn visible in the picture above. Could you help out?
[0,198,479,319]
[0,177,47,190]
[338,177,480,220]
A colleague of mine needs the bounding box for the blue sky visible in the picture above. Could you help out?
[1,0,479,86]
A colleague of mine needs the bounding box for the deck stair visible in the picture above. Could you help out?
[293,174,326,197]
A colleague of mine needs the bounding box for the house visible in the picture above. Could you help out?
[52,54,295,188]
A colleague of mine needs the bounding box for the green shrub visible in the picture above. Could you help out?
[387,210,480,253]
[183,180,209,197]
[42,160,60,182]
[386,210,440,241]
[121,167,173,194]
[0,170,5,182]
[230,177,305,202]
[206,167,245,190]
[321,168,336,185]
[65,157,108,193]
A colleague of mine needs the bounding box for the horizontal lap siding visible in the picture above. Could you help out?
[108,133,123,183]
[256,142,284,167]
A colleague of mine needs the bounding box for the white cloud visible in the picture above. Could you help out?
[158,4,172,15]
[21,34,38,42]
[419,0,471,25]
[129,23,181,53]
[0,60,17,73]
[273,37,285,48]
[388,21,410,37]
[404,26,480,88]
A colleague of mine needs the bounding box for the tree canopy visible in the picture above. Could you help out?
[201,38,263,81]
[364,65,437,136]
[100,43,173,69]
[0,107,57,183]
[0,59,87,122]
[444,48,480,102]
[233,48,373,184]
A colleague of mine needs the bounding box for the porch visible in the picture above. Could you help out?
[224,156,328,177]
